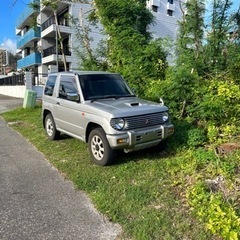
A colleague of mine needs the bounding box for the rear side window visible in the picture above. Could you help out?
[44,75,57,96]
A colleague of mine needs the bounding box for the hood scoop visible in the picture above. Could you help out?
[131,102,139,106]
[125,102,140,107]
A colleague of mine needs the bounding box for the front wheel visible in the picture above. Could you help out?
[153,139,168,152]
[45,113,60,140]
[88,128,115,166]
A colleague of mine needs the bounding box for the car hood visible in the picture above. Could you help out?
[84,97,168,118]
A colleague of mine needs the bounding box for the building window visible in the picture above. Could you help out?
[152,5,158,12]
[167,9,173,16]
[168,0,174,4]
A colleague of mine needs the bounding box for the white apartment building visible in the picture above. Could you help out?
[16,0,102,76]
[147,0,185,39]
[0,48,9,75]
[16,0,184,77]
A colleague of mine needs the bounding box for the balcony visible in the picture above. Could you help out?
[42,45,71,64]
[41,16,71,38]
[17,27,40,49]
[17,52,41,69]
[43,45,71,58]
[16,0,40,29]
[167,2,175,11]
[41,1,68,14]
[150,0,160,6]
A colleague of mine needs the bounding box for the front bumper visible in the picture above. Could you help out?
[107,123,174,152]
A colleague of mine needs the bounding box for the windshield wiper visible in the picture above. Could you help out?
[89,94,136,102]
[89,96,116,102]
[121,94,136,98]
[103,95,121,99]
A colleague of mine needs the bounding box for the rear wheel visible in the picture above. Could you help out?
[88,128,115,166]
[45,113,60,140]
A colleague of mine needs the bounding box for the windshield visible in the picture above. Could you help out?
[78,74,134,101]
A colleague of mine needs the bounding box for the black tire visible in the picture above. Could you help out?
[88,128,115,166]
[154,139,168,152]
[45,113,60,140]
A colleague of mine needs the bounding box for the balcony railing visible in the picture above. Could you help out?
[17,52,41,69]
[16,0,40,28]
[43,46,71,58]
[41,16,69,31]
[17,27,41,49]
[42,17,55,31]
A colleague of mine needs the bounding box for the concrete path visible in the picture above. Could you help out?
[0,94,121,240]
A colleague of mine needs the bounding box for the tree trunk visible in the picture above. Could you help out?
[53,10,67,71]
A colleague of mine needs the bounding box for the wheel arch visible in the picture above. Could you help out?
[85,122,102,143]
[42,109,52,129]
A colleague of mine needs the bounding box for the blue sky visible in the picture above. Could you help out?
[0,0,27,53]
[0,0,239,54]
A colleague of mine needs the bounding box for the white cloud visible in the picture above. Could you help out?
[1,38,17,54]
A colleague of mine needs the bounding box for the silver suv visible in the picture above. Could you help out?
[42,71,174,166]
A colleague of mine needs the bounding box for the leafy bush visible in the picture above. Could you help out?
[196,76,240,143]
[147,71,240,144]
[191,148,217,170]
[152,65,200,119]
[187,128,207,148]
[187,182,240,240]
[166,120,208,151]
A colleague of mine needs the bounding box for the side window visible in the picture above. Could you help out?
[58,75,78,100]
[44,75,57,96]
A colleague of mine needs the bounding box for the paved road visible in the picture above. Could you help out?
[0,94,121,240]
[0,95,23,113]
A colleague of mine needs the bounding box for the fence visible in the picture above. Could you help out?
[0,74,25,86]
[0,73,46,98]
[0,73,48,86]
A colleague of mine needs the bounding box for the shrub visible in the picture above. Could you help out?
[187,182,240,240]
[187,128,207,148]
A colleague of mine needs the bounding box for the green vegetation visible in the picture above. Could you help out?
[73,0,168,95]
[73,0,240,145]
[13,0,240,238]
[2,106,240,239]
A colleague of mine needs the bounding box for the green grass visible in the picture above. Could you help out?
[2,105,239,239]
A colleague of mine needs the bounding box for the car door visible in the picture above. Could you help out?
[54,74,85,140]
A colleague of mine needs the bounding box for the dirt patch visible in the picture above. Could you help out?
[217,142,240,156]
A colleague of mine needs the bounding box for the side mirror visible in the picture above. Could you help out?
[67,92,80,102]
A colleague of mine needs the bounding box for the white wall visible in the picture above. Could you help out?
[0,85,43,99]
[0,86,26,98]
[33,86,44,98]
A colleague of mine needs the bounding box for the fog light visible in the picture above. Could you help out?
[117,138,128,144]
[168,127,174,134]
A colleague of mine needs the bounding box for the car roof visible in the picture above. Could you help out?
[48,71,118,76]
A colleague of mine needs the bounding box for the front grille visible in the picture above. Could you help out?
[124,112,166,130]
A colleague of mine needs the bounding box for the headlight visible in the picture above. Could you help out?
[110,118,125,130]
[162,112,169,122]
